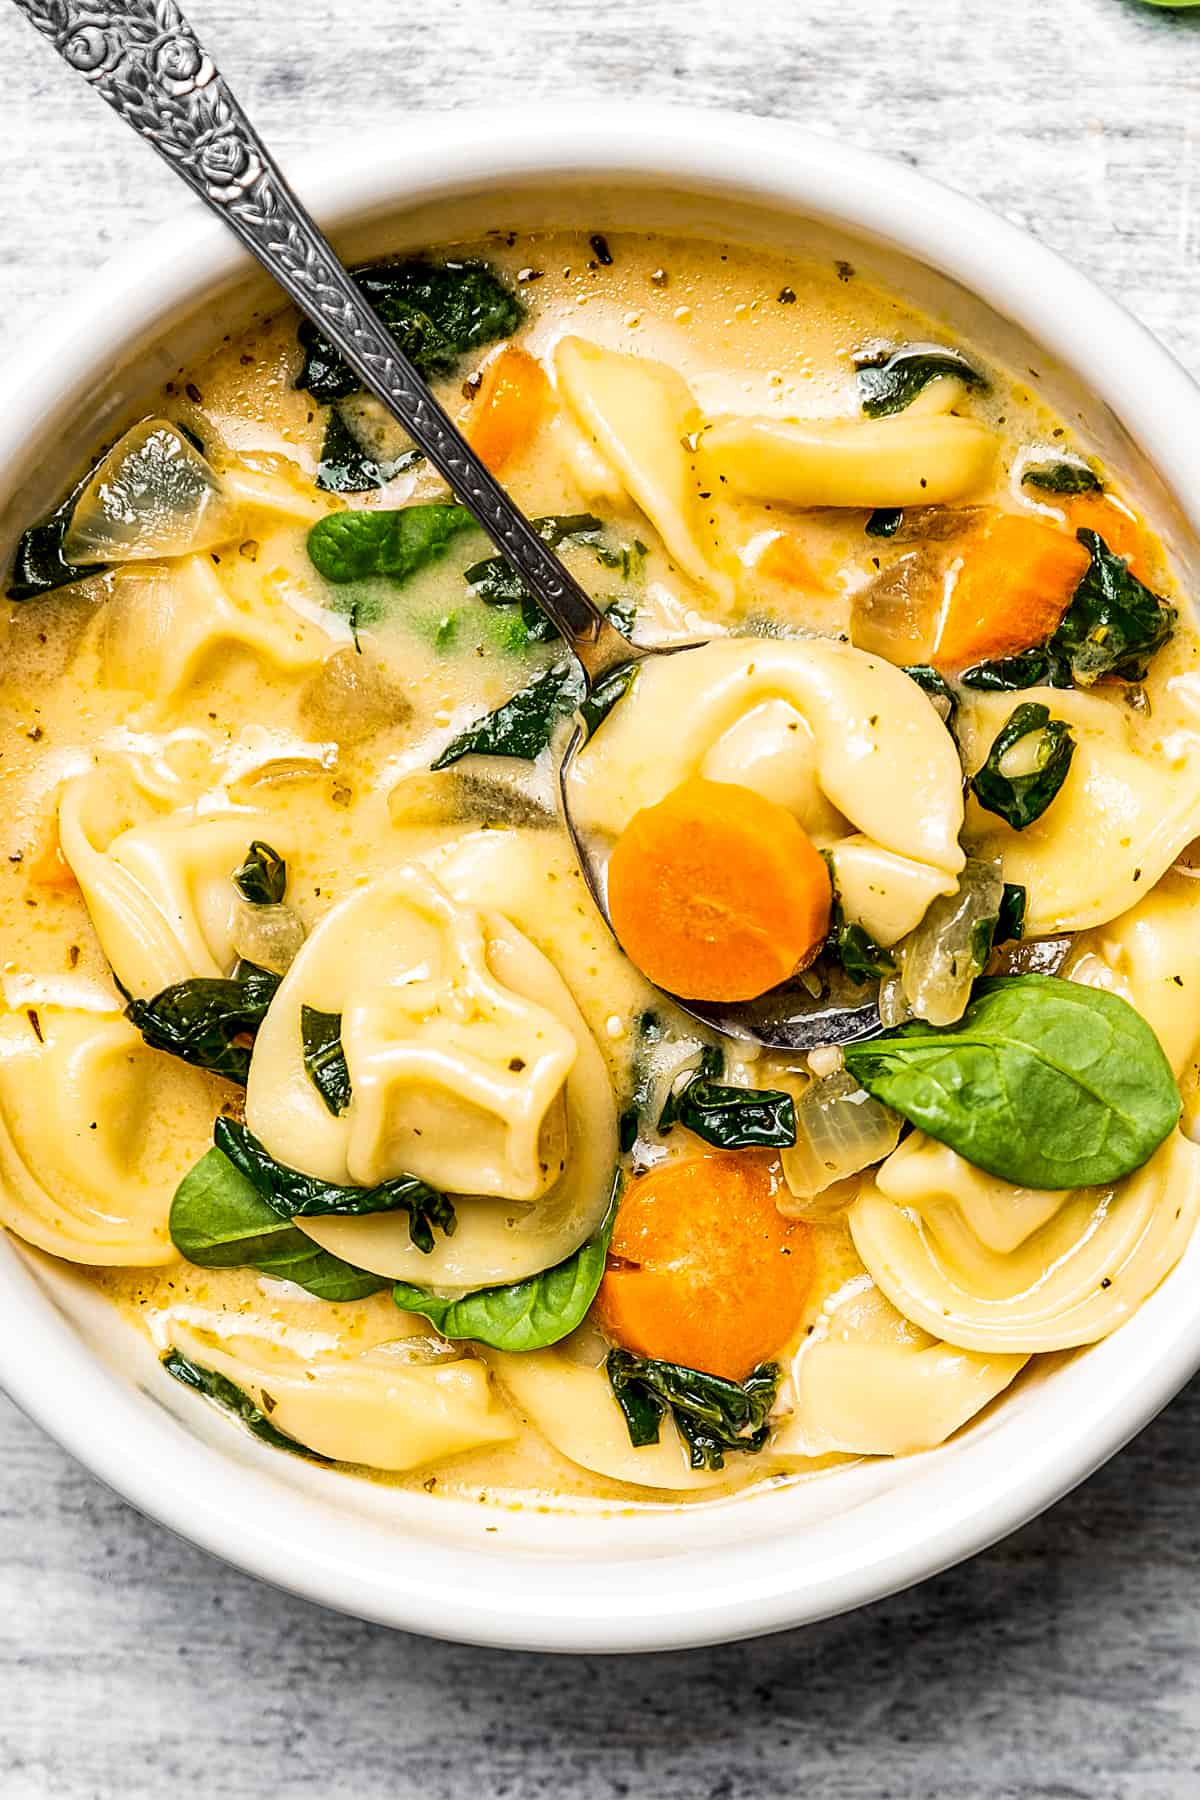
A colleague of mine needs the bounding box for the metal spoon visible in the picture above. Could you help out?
[13,0,881,1051]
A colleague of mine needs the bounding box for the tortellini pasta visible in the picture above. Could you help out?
[58,763,283,995]
[850,1128,1200,1353]
[700,408,998,509]
[960,683,1200,934]
[554,336,736,602]
[569,638,966,907]
[100,552,333,707]
[0,1006,213,1263]
[1066,872,1200,1077]
[246,860,618,1290]
[772,1274,1027,1458]
[164,1307,515,1470]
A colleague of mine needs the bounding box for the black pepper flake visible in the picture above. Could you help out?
[835,260,855,282]
[185,382,203,403]
[777,286,797,304]
[1100,1277,1112,1289]
[8,852,21,864]
[589,233,614,266]
[26,726,43,742]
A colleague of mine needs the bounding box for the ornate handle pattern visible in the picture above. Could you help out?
[14,0,630,681]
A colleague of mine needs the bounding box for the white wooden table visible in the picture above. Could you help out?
[3,2,1200,1793]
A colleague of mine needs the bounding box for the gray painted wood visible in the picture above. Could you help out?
[3,0,1200,1792]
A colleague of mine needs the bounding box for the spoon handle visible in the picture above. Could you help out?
[13,0,630,682]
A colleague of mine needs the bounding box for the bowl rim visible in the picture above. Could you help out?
[3,100,1200,1654]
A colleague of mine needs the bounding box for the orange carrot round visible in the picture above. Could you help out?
[464,344,549,474]
[594,1152,813,1381]
[606,777,832,1003]
[934,511,1091,670]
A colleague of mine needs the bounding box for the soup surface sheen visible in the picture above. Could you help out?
[3,228,1199,1511]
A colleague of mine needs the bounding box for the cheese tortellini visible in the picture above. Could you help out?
[164,1306,515,1470]
[960,682,1200,934]
[772,1274,1027,1458]
[58,763,282,995]
[246,861,618,1290]
[850,1128,1200,1353]
[0,1006,213,1263]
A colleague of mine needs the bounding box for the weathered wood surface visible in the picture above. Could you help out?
[3,1,1200,1793]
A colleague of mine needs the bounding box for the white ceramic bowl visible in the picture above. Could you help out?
[2,105,1199,1654]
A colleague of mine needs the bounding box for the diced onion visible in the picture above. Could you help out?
[63,419,239,564]
[849,549,945,663]
[230,900,306,975]
[899,855,1003,1026]
[780,1069,903,1212]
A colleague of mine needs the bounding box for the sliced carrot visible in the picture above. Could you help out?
[606,776,832,1004]
[594,1152,813,1381]
[1064,492,1148,578]
[933,511,1091,671]
[463,345,549,474]
[755,533,827,593]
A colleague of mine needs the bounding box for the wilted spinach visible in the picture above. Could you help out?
[7,464,103,601]
[300,1006,352,1116]
[1051,529,1176,684]
[606,1350,780,1470]
[903,663,958,725]
[959,648,1071,691]
[215,1117,455,1255]
[169,1145,389,1300]
[432,659,585,768]
[854,344,988,419]
[1021,460,1102,495]
[843,974,1181,1189]
[307,502,474,585]
[296,260,524,402]
[392,1184,619,1352]
[233,840,287,907]
[996,882,1027,943]
[970,701,1076,830]
[315,406,422,493]
[657,1045,796,1149]
[124,960,281,1084]
[162,1348,329,1461]
[866,507,904,537]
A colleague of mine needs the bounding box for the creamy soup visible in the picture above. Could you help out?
[3,227,1199,1509]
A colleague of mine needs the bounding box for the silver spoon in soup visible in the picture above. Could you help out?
[13,0,882,1050]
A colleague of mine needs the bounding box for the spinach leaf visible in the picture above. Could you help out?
[657,1045,796,1148]
[970,701,1076,830]
[169,1145,389,1300]
[300,1005,352,1116]
[854,344,988,419]
[866,507,904,537]
[233,840,287,907]
[606,1350,780,1471]
[832,915,896,984]
[124,960,280,1084]
[315,406,421,493]
[997,882,1027,943]
[1049,529,1176,685]
[214,1117,455,1254]
[843,973,1181,1188]
[1021,460,1103,495]
[431,658,585,768]
[959,647,1072,691]
[296,260,524,402]
[465,513,604,644]
[7,465,103,601]
[162,1347,329,1461]
[307,502,474,585]
[579,658,639,738]
[392,1181,619,1351]
[903,663,957,725]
